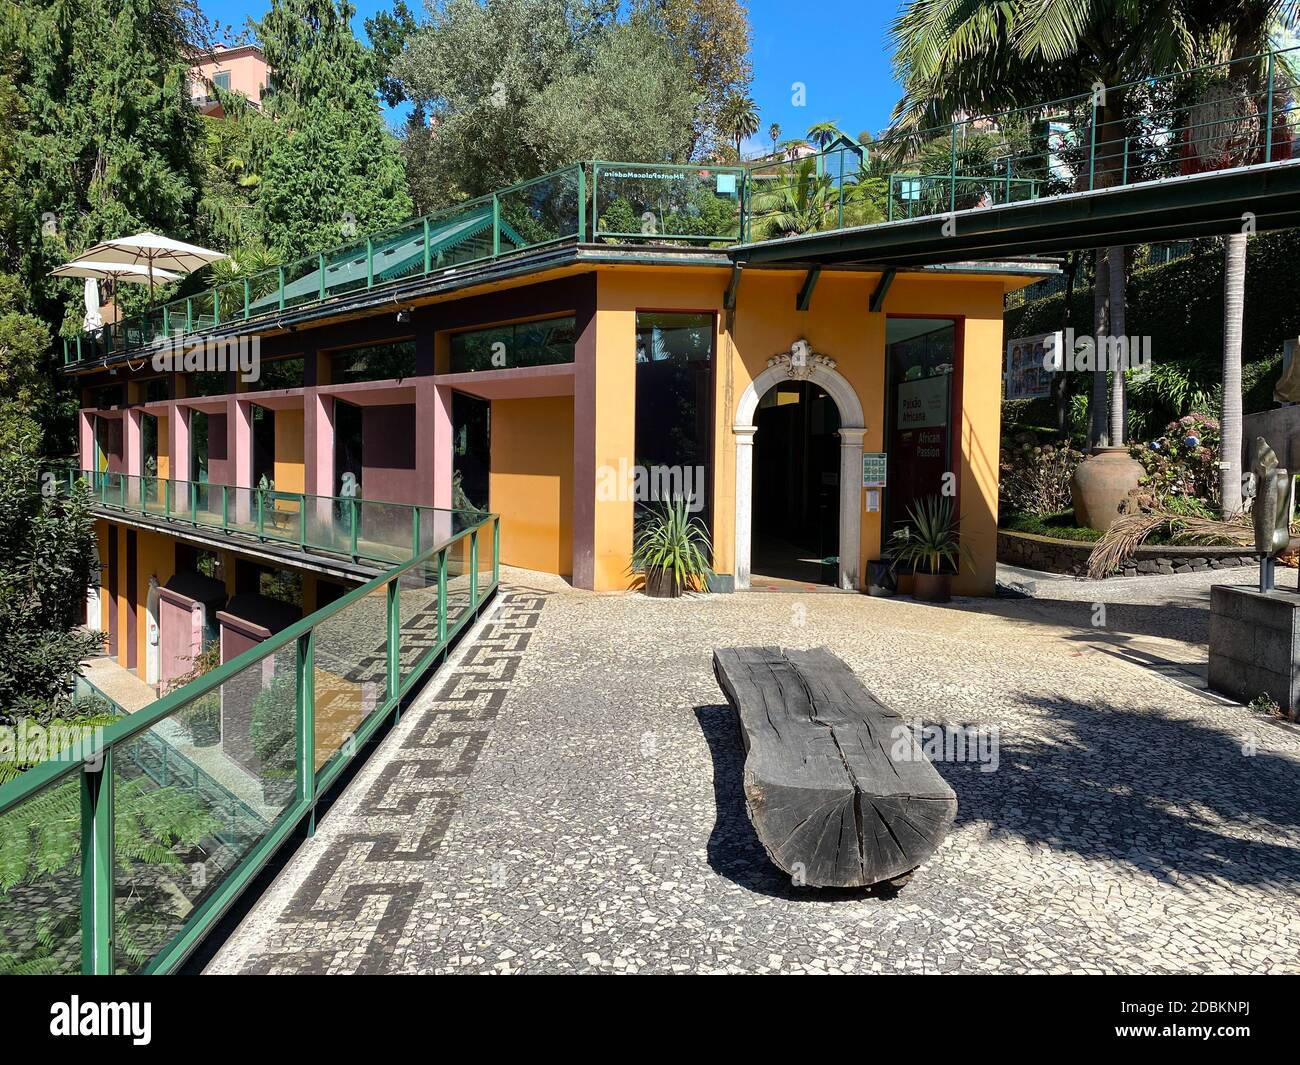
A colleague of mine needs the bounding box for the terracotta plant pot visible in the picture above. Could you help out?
[643,566,684,598]
[912,571,951,603]
[1071,447,1145,532]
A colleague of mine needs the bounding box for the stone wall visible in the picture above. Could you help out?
[998,529,1257,578]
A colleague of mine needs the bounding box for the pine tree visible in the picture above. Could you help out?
[253,0,412,259]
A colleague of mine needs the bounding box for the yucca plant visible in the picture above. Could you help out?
[630,500,713,597]
[885,496,973,603]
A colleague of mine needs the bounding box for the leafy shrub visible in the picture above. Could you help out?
[1129,414,1222,513]
[999,438,1084,517]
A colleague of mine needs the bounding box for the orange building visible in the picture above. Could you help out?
[66,163,1051,684]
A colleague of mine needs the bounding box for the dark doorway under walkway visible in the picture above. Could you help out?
[751,381,841,586]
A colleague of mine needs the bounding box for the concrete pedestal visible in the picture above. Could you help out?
[1209,585,1300,719]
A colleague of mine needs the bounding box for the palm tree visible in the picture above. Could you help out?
[806,120,845,151]
[768,122,781,156]
[889,1,1196,449]
[719,93,759,157]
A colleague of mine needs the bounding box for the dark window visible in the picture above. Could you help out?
[884,318,957,534]
[144,377,171,403]
[93,384,123,409]
[452,392,490,511]
[329,340,416,385]
[257,357,303,391]
[190,370,228,397]
[633,312,714,531]
[212,71,231,91]
[334,399,363,497]
[449,315,576,373]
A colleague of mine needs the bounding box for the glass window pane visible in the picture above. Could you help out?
[313,586,388,776]
[0,772,82,975]
[112,643,299,973]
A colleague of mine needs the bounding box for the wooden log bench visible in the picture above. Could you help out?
[712,646,958,888]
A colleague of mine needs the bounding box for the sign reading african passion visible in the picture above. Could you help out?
[1005,332,1060,401]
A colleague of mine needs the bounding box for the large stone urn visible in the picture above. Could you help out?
[1071,447,1144,531]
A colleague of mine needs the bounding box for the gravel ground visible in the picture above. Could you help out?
[207,565,1300,975]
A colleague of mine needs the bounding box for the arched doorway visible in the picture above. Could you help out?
[734,347,866,591]
[751,381,841,584]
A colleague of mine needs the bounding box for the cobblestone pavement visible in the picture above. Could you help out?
[208,567,1300,974]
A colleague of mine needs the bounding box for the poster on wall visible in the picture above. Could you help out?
[1005,332,1059,401]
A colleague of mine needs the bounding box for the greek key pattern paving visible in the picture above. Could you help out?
[222,589,545,975]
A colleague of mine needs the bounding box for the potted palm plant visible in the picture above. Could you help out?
[885,495,973,603]
[631,499,713,598]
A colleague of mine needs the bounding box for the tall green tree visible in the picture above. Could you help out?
[718,92,759,156]
[253,0,411,259]
[393,0,619,199]
[525,22,700,170]
[632,0,754,157]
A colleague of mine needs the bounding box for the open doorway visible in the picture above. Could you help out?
[751,380,841,585]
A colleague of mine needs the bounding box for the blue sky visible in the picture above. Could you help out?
[198,1,904,143]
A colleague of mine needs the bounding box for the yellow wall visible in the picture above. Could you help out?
[134,527,176,676]
[156,413,170,480]
[592,264,1010,595]
[490,396,574,575]
[274,408,305,493]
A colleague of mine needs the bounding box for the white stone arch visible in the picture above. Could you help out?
[734,349,866,591]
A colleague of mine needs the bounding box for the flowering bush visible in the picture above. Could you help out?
[1128,413,1222,514]
[999,438,1084,517]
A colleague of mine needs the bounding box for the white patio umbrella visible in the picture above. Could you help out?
[70,231,228,304]
[50,259,183,347]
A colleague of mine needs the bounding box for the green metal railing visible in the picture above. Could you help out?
[61,44,1300,367]
[0,491,499,975]
[47,467,479,567]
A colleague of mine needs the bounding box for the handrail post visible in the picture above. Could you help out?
[80,750,115,974]
[213,287,220,327]
[437,548,447,643]
[577,165,587,242]
[469,528,479,607]
[1088,97,1099,190]
[1121,136,1130,185]
[257,488,265,540]
[186,297,194,334]
[349,498,359,562]
[366,237,374,288]
[318,252,326,302]
[423,217,432,273]
[1265,48,1276,162]
[591,163,600,241]
[190,481,197,525]
[492,193,501,257]
[221,484,229,530]
[299,493,307,547]
[295,630,316,834]
[949,123,958,213]
[411,507,421,559]
[244,277,251,319]
[386,578,401,707]
[165,477,172,518]
[493,516,500,587]
[278,266,286,311]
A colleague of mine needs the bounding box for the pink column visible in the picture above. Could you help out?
[78,410,95,472]
[170,404,191,496]
[124,409,143,475]
[229,398,253,489]
[418,380,455,547]
[303,387,335,543]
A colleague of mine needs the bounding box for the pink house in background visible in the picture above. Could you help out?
[189,43,271,118]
